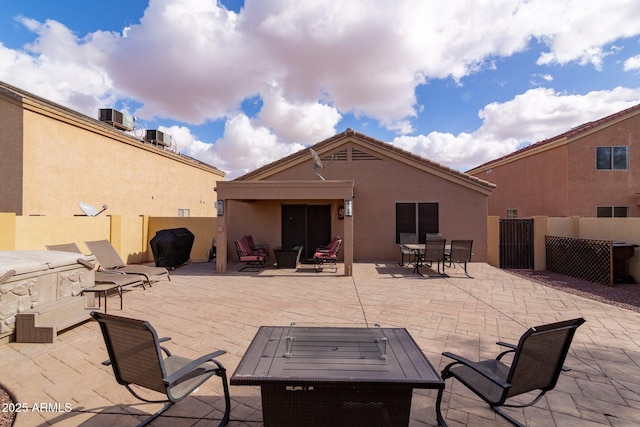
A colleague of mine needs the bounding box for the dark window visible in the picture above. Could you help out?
[597,146,628,170]
[597,206,629,217]
[396,202,439,243]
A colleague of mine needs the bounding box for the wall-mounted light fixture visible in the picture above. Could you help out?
[344,199,353,217]
[215,200,224,216]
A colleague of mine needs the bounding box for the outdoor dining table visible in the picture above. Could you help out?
[402,243,450,276]
[230,324,447,426]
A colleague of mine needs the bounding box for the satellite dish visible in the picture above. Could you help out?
[78,202,108,216]
[310,148,331,181]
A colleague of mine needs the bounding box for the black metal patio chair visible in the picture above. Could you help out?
[445,240,473,276]
[91,311,231,426]
[418,238,446,275]
[398,232,418,266]
[437,317,586,427]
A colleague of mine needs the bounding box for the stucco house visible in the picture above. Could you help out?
[0,81,225,217]
[215,129,495,275]
[468,104,640,218]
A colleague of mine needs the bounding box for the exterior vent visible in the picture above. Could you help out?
[145,130,171,147]
[98,108,134,131]
[352,149,381,161]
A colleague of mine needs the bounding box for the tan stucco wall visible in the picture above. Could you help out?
[148,216,217,263]
[1,89,225,217]
[230,141,490,262]
[14,215,110,251]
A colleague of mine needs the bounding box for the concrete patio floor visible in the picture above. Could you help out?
[1,261,640,426]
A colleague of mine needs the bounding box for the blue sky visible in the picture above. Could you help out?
[1,0,640,178]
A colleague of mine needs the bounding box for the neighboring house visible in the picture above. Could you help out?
[468,104,640,219]
[215,129,495,275]
[0,81,225,217]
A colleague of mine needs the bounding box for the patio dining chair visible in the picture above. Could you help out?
[445,240,473,276]
[91,311,231,427]
[418,238,447,275]
[85,240,170,287]
[437,317,586,427]
[398,233,418,266]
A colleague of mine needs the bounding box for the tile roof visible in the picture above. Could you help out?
[468,103,640,172]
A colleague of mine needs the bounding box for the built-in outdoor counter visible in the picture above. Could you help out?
[0,251,96,344]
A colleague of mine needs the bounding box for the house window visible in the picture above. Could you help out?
[506,209,518,218]
[396,202,439,243]
[596,146,628,170]
[178,208,190,217]
[596,206,629,217]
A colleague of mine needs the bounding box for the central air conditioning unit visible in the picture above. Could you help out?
[145,130,171,147]
[99,108,134,131]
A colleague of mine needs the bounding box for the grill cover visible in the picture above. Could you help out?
[150,228,194,268]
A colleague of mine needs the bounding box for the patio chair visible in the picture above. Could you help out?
[91,311,230,426]
[438,317,586,427]
[235,238,266,271]
[418,238,447,275]
[85,240,170,286]
[398,233,418,267]
[47,243,146,290]
[313,237,342,271]
[445,240,473,276]
[243,234,270,261]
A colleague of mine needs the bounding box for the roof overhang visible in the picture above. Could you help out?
[216,180,354,201]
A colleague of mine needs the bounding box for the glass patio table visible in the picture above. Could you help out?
[230,323,446,426]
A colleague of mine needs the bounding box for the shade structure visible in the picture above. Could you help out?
[150,228,194,268]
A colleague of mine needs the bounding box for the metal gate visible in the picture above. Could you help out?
[500,219,534,269]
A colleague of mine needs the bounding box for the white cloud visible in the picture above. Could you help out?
[393,87,640,172]
[624,55,640,71]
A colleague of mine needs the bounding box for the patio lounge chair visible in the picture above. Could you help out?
[47,243,146,290]
[398,233,418,266]
[85,240,170,286]
[418,238,446,275]
[437,317,586,427]
[91,311,230,427]
[445,240,473,276]
[313,236,342,271]
[235,238,266,271]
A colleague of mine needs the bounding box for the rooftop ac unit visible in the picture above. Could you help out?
[99,108,134,131]
[145,130,171,147]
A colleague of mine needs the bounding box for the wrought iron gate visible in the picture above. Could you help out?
[500,219,534,269]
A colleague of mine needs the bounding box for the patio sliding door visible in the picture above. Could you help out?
[282,204,331,259]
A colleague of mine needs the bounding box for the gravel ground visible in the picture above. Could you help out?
[0,268,637,426]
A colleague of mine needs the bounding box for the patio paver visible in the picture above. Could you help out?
[0,261,639,426]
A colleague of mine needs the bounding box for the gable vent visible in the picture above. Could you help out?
[352,149,381,161]
[323,149,347,161]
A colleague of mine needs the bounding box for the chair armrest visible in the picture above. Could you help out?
[496,341,516,349]
[442,352,511,389]
[163,350,227,387]
[77,258,96,270]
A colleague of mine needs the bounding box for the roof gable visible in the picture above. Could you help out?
[235,128,495,194]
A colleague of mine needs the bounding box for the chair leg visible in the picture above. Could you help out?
[217,368,231,427]
[435,387,448,426]
[138,401,175,427]
[493,406,525,427]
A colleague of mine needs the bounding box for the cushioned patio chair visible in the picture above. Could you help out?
[437,317,586,427]
[398,233,418,267]
[243,234,270,261]
[235,238,266,271]
[313,237,342,272]
[85,240,170,286]
[445,240,473,276]
[47,243,146,290]
[418,238,447,275]
[91,312,230,426]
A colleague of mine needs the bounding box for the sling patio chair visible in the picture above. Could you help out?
[398,232,418,267]
[444,239,474,277]
[417,238,447,275]
[437,317,586,427]
[313,236,342,272]
[235,238,267,271]
[91,311,231,427]
[85,240,170,287]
